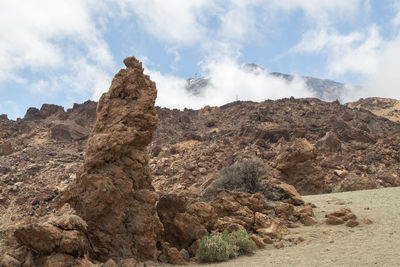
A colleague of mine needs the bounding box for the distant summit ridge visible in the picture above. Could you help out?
[185,63,348,102]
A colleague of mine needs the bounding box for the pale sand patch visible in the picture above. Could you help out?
[186,187,400,267]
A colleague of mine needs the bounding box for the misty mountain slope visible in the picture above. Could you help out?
[186,63,349,102]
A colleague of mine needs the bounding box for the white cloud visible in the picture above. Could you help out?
[167,47,181,64]
[395,14,400,28]
[122,0,262,46]
[148,55,315,110]
[0,100,22,119]
[31,80,51,95]
[285,0,400,101]
[294,26,382,75]
[293,19,400,101]
[364,33,400,99]
[61,58,113,100]
[145,69,190,109]
[393,2,400,27]
[0,0,114,101]
[271,0,362,26]
[120,0,363,47]
[202,56,314,103]
[123,0,216,45]
[0,1,109,71]
[217,0,260,41]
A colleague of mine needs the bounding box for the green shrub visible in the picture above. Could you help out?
[226,229,257,254]
[195,233,237,262]
[195,229,256,263]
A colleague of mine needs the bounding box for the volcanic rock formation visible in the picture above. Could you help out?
[64,56,163,261]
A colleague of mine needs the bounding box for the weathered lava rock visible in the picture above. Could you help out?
[0,142,13,156]
[316,131,342,153]
[157,194,217,250]
[325,207,359,227]
[276,138,327,194]
[64,56,163,261]
[14,204,89,257]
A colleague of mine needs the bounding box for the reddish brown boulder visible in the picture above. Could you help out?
[120,258,138,267]
[325,208,358,226]
[328,208,357,220]
[260,178,304,205]
[0,142,12,156]
[157,194,217,250]
[50,124,73,141]
[250,234,266,248]
[362,218,373,225]
[326,215,345,225]
[339,125,377,143]
[346,219,359,227]
[211,190,267,230]
[240,122,289,143]
[0,254,21,267]
[276,138,316,170]
[378,173,400,187]
[276,139,327,194]
[14,204,89,257]
[254,212,273,230]
[339,174,377,191]
[50,122,90,141]
[103,259,118,267]
[166,247,188,265]
[316,131,342,153]
[64,56,163,261]
[44,254,75,267]
[159,242,188,265]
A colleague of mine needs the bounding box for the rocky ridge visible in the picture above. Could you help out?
[347,97,400,122]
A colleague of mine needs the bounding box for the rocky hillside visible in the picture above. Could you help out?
[1,96,399,231]
[0,101,96,228]
[347,97,400,122]
[151,98,400,197]
[0,57,318,266]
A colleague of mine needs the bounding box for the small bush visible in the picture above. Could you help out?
[205,158,265,198]
[226,229,257,254]
[195,229,256,263]
[195,233,237,262]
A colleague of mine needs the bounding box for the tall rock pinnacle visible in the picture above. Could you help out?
[65,56,163,261]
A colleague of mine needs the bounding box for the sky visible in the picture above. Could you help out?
[1,0,400,120]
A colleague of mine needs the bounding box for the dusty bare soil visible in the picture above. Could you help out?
[187,187,400,267]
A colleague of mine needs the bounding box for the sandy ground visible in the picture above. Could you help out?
[187,187,400,267]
